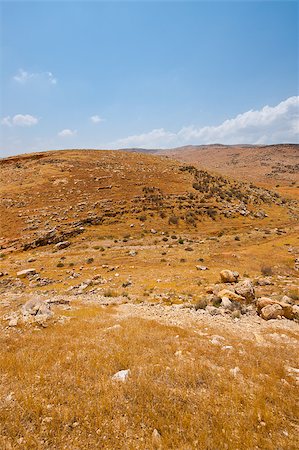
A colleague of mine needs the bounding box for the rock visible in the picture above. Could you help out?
[234,279,255,302]
[218,289,245,303]
[22,298,53,322]
[151,229,157,234]
[152,429,162,449]
[27,257,36,263]
[281,295,293,304]
[220,270,239,283]
[16,268,36,279]
[8,317,18,327]
[292,305,299,320]
[257,297,296,320]
[129,250,137,257]
[231,310,241,319]
[196,265,208,271]
[111,369,130,382]
[256,297,277,312]
[206,305,222,316]
[54,241,70,250]
[220,297,233,310]
[260,304,283,320]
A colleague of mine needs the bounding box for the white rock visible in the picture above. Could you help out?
[230,367,241,377]
[112,369,131,382]
[16,268,36,278]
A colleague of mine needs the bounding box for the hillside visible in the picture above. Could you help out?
[0,149,298,449]
[160,144,299,188]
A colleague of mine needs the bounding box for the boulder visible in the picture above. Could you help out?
[220,270,239,283]
[16,268,36,279]
[22,298,53,322]
[260,304,283,320]
[218,289,245,303]
[235,279,255,302]
[256,297,277,312]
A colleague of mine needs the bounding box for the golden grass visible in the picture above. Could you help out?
[0,304,298,449]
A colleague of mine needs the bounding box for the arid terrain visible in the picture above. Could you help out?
[0,147,298,449]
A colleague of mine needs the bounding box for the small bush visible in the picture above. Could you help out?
[261,265,273,276]
[168,215,179,225]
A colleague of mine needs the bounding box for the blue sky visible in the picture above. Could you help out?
[0,0,298,156]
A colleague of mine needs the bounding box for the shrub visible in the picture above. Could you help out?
[168,215,179,225]
[261,265,273,276]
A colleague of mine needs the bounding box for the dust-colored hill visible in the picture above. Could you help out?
[159,144,299,188]
[1,149,293,252]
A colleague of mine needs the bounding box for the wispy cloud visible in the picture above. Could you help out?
[1,114,39,127]
[113,96,299,148]
[90,115,104,124]
[13,69,57,85]
[58,129,77,137]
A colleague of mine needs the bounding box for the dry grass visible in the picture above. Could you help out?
[0,304,298,449]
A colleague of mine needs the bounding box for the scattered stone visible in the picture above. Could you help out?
[152,429,162,449]
[54,241,70,250]
[206,305,222,316]
[129,250,137,257]
[220,297,233,310]
[220,270,239,283]
[111,369,131,382]
[260,303,283,320]
[218,289,245,303]
[8,317,18,327]
[196,265,208,271]
[16,268,37,279]
[234,279,255,302]
[22,298,53,323]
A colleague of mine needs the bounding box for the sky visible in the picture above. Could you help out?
[0,0,298,157]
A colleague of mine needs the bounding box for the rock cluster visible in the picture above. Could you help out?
[197,270,298,322]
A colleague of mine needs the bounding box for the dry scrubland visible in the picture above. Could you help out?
[0,148,298,449]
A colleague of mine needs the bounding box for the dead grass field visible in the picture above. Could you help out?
[0,304,298,450]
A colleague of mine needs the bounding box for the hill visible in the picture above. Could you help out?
[0,149,298,449]
[160,143,299,187]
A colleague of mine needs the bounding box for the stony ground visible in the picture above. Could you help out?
[0,149,298,449]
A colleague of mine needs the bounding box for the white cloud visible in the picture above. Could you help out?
[1,114,39,127]
[90,115,104,124]
[113,96,299,148]
[58,129,77,137]
[13,69,57,85]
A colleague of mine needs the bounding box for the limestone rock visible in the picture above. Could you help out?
[220,270,239,283]
[16,268,36,279]
[218,289,245,303]
[256,297,277,312]
[54,241,70,250]
[111,369,130,382]
[235,279,255,302]
[260,304,283,320]
[22,298,53,322]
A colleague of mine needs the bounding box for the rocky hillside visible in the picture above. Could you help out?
[160,143,299,186]
[0,149,295,253]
